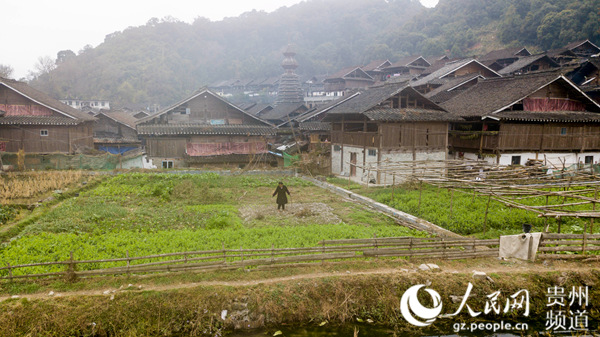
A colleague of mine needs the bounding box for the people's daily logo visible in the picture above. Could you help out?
[400,284,443,327]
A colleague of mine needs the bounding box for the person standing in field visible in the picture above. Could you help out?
[272,181,291,211]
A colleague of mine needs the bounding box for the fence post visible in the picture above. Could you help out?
[271,244,275,265]
[66,251,76,281]
[409,237,413,260]
[126,250,131,275]
[483,194,491,234]
[374,233,378,259]
[418,180,423,216]
[442,238,446,259]
[222,242,226,264]
[240,246,244,269]
[321,240,325,264]
[7,263,12,281]
[449,189,454,219]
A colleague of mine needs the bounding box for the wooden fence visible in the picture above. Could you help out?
[0,237,500,281]
[537,233,600,260]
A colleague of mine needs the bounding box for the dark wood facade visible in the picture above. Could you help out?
[137,88,276,166]
[0,78,95,154]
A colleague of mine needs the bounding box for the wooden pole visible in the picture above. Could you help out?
[7,263,12,281]
[391,174,395,203]
[418,180,423,216]
[593,189,597,234]
[126,250,130,275]
[483,194,491,234]
[449,189,454,219]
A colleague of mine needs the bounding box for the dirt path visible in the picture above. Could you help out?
[2,258,594,302]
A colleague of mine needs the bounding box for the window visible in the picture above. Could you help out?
[511,155,521,165]
[40,129,48,136]
[368,149,377,156]
[585,156,594,164]
[333,145,341,152]
[560,128,567,135]
[162,160,174,169]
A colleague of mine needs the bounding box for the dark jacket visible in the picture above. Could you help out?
[273,185,290,205]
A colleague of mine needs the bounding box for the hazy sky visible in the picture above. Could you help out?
[2,0,438,79]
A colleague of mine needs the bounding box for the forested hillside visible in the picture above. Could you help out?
[29,0,600,108]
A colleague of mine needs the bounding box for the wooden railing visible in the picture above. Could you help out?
[0,237,500,280]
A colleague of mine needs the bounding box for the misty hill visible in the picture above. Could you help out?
[29,0,600,108]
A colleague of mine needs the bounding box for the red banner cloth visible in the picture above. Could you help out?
[523,98,585,112]
[186,142,267,156]
[0,104,54,116]
[0,142,5,152]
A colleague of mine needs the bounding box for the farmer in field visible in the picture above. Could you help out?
[272,181,291,211]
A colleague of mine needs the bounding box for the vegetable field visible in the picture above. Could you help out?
[0,172,423,275]
[327,177,597,237]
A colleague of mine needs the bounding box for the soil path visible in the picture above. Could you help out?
[2,259,594,302]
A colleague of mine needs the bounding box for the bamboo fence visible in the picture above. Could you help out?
[0,237,500,281]
[537,233,600,260]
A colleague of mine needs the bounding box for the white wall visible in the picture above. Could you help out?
[331,143,447,185]
[453,151,600,168]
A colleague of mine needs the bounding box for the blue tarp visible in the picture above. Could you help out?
[98,146,138,155]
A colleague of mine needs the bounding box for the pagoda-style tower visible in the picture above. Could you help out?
[276,44,304,105]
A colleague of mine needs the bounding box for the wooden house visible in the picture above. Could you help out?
[497,54,559,76]
[363,60,392,82]
[564,40,600,58]
[0,78,95,154]
[479,47,531,70]
[324,82,460,184]
[424,74,483,104]
[93,110,141,154]
[381,56,432,78]
[323,67,375,93]
[136,88,276,168]
[409,58,501,94]
[441,71,600,167]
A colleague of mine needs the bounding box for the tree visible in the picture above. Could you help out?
[0,64,14,78]
[56,50,76,65]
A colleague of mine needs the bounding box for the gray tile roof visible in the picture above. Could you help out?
[410,59,499,87]
[424,74,482,103]
[298,121,331,131]
[0,78,95,123]
[479,47,530,61]
[364,108,462,122]
[487,110,600,123]
[498,55,559,75]
[323,82,456,122]
[441,71,600,118]
[137,124,276,136]
[0,116,80,125]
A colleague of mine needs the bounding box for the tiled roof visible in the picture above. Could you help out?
[364,108,462,122]
[441,71,600,118]
[0,116,81,125]
[363,60,391,72]
[298,121,331,131]
[479,47,530,61]
[424,74,482,103]
[97,111,139,129]
[486,110,600,123]
[0,78,95,122]
[323,82,454,122]
[386,55,430,69]
[259,103,306,121]
[325,66,373,81]
[137,124,276,136]
[498,55,559,75]
[410,59,499,87]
